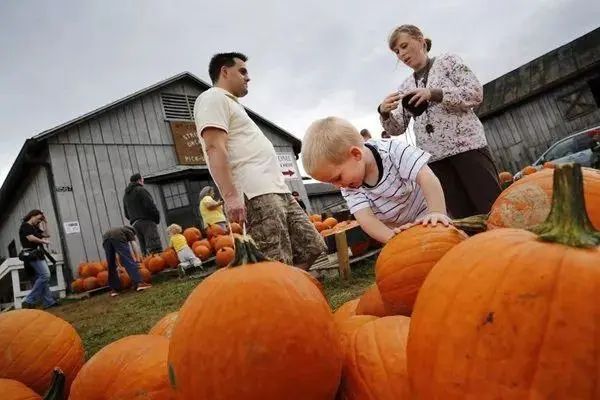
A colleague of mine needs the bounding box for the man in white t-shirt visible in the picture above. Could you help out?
[193,52,326,269]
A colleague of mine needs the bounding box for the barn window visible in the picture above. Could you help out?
[556,86,596,120]
[162,181,190,210]
[589,77,600,107]
[161,93,198,120]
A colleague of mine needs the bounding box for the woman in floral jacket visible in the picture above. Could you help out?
[378,24,501,219]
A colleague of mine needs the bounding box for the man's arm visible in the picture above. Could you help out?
[202,128,246,223]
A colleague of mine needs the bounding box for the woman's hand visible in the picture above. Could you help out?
[378,92,401,116]
[406,88,432,107]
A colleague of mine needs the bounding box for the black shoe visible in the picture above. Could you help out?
[21,301,36,309]
[43,302,60,310]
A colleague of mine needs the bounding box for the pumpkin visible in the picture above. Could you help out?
[229,222,243,234]
[99,260,108,271]
[77,262,99,278]
[1,368,65,400]
[521,165,538,175]
[209,236,220,251]
[215,247,234,268]
[498,171,513,183]
[139,267,152,283]
[313,221,327,232]
[118,268,131,289]
[193,245,211,261]
[339,316,411,400]
[355,284,387,317]
[146,254,167,274]
[0,310,84,397]
[194,239,212,252]
[96,271,108,287]
[323,217,338,229]
[294,268,325,297]
[71,278,84,293]
[333,299,360,326]
[214,235,234,251]
[543,161,556,169]
[336,315,378,352]
[375,225,467,316]
[309,214,322,223]
[408,164,600,399]
[168,235,342,400]
[161,248,179,269]
[487,167,600,231]
[70,335,175,400]
[148,312,179,339]
[182,227,202,246]
[206,224,226,239]
[82,277,99,292]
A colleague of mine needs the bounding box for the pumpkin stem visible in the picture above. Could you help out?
[451,214,489,235]
[531,163,600,247]
[229,234,269,267]
[44,368,65,400]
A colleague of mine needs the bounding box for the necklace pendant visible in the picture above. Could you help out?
[426,124,434,133]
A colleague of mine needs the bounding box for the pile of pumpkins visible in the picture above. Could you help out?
[69,223,242,292]
[309,214,375,257]
[3,164,598,399]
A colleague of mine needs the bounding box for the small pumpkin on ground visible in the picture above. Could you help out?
[161,248,179,269]
[71,278,84,293]
[182,227,202,246]
[82,276,99,292]
[375,225,467,316]
[194,239,212,252]
[69,335,175,400]
[148,312,179,339]
[193,245,211,261]
[0,310,84,397]
[96,271,108,287]
[408,164,600,399]
[355,284,387,317]
[1,368,65,400]
[117,268,131,289]
[146,254,167,274]
[215,247,234,268]
[168,234,342,400]
[139,267,152,283]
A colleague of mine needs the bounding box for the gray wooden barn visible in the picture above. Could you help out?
[479,27,600,173]
[0,72,309,281]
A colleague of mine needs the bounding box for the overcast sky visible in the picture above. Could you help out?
[1,0,599,185]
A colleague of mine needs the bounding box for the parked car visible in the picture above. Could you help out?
[514,126,600,180]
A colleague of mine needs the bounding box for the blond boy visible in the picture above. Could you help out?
[167,224,202,276]
[302,117,451,243]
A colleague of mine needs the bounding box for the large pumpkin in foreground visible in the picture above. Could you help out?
[333,299,360,326]
[408,164,600,399]
[487,166,600,230]
[168,235,342,400]
[375,225,467,315]
[148,312,179,339]
[0,310,84,398]
[69,335,175,400]
[339,316,411,400]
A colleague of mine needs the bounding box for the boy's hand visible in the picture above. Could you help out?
[393,222,417,234]
[417,212,452,227]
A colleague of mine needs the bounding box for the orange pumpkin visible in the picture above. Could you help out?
[77,262,99,278]
[83,276,99,292]
[294,268,325,297]
[323,217,338,229]
[71,278,84,293]
[194,239,212,252]
[182,227,202,246]
[487,167,600,230]
[168,235,342,400]
[99,260,108,271]
[309,214,322,223]
[161,248,179,269]
[408,164,600,399]
[206,224,226,239]
[146,254,167,274]
[498,171,513,183]
[313,221,327,232]
[333,299,360,326]
[0,310,85,397]
[118,268,131,289]
[336,315,378,352]
[521,165,538,175]
[339,316,411,400]
[70,335,175,400]
[139,267,152,283]
[375,225,467,315]
[214,235,234,251]
[148,312,179,339]
[96,271,108,287]
[1,368,64,400]
[543,161,556,169]
[229,222,243,234]
[356,284,387,317]
[193,245,211,261]
[215,247,234,268]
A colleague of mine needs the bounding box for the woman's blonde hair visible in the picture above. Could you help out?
[301,117,363,176]
[388,24,432,52]
[167,223,182,234]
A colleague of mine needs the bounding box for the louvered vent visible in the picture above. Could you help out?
[161,93,198,120]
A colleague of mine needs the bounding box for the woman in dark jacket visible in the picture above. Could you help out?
[19,209,58,309]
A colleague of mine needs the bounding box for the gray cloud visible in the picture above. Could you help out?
[1,0,599,183]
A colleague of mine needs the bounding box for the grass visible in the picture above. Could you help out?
[52,258,376,358]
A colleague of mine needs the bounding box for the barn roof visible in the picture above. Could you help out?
[478,27,600,119]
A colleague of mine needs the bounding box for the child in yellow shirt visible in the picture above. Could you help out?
[167,224,202,277]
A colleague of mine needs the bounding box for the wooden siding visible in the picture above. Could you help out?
[483,69,600,173]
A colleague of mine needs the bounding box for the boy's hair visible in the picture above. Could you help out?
[302,117,363,175]
[167,224,182,234]
[208,52,248,84]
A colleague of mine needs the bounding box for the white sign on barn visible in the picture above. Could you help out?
[277,153,299,180]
